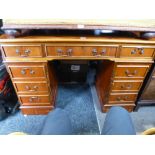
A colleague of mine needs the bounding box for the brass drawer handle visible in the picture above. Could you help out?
[92,48,106,57]
[25,85,38,91]
[66,48,73,56]
[101,49,106,55]
[21,68,35,75]
[57,48,63,56]
[16,49,31,57]
[116,96,129,101]
[92,49,103,57]
[125,70,137,77]
[131,48,144,55]
[30,70,35,74]
[139,48,144,55]
[57,48,73,57]
[29,96,40,102]
[131,50,136,54]
[121,84,132,89]
[92,48,98,56]
[126,84,132,89]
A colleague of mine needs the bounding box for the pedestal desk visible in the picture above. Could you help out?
[0,33,154,115]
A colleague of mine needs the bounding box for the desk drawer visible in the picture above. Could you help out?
[2,45,43,57]
[120,46,155,58]
[83,46,117,57]
[115,64,150,78]
[19,95,51,106]
[8,65,46,78]
[112,80,142,92]
[14,81,49,93]
[109,93,138,102]
[46,45,117,57]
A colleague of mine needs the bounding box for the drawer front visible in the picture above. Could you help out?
[8,66,46,78]
[46,45,117,57]
[19,95,51,106]
[83,46,117,57]
[112,80,142,92]
[14,82,49,93]
[109,93,138,102]
[120,46,155,58]
[2,45,43,57]
[115,65,149,78]
[20,106,53,115]
[103,104,135,112]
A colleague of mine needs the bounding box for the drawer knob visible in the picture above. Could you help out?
[101,49,106,55]
[16,49,20,54]
[126,84,132,89]
[16,49,31,57]
[25,85,38,91]
[30,70,35,74]
[21,69,26,74]
[116,96,128,101]
[25,85,30,90]
[21,68,35,75]
[121,84,132,89]
[92,49,98,56]
[116,97,125,101]
[24,49,31,55]
[67,48,73,56]
[131,50,136,54]
[139,49,144,54]
[29,96,39,102]
[57,49,63,56]
[125,70,137,77]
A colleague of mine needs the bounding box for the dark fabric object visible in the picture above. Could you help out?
[41,108,73,135]
[0,62,18,115]
[102,106,136,135]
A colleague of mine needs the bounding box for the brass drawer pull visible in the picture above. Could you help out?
[29,96,40,102]
[21,68,35,75]
[131,50,136,54]
[57,48,73,57]
[125,70,137,77]
[116,96,129,101]
[30,70,35,74]
[16,49,31,57]
[21,69,26,75]
[67,48,73,56]
[25,85,38,91]
[131,48,144,55]
[92,48,98,56]
[101,49,106,55]
[92,48,107,57]
[92,49,103,57]
[121,84,132,89]
[126,84,132,89]
[139,49,144,55]
[57,48,63,56]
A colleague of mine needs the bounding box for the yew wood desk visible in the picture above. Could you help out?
[0,35,154,115]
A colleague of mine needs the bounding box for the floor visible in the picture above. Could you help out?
[0,69,155,135]
[91,84,155,134]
